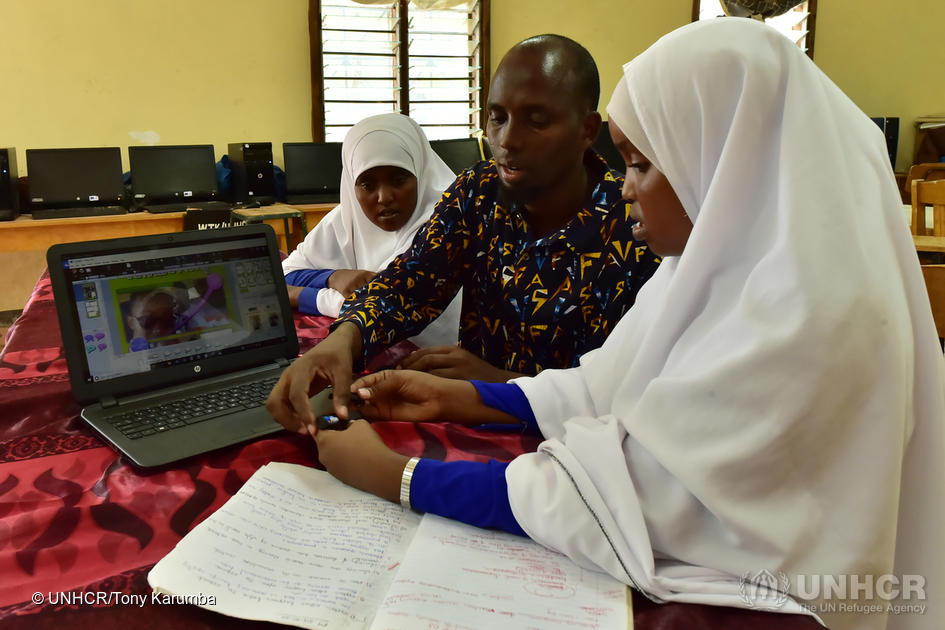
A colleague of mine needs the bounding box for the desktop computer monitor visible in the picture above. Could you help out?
[27,147,124,211]
[283,142,342,204]
[430,138,483,174]
[129,145,219,205]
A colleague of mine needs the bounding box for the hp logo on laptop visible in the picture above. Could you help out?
[194,365,202,373]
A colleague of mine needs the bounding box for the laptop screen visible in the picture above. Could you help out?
[55,232,291,387]
[129,145,218,204]
[27,147,124,208]
[283,142,342,195]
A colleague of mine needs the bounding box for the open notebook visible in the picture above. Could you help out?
[46,224,298,468]
[148,462,630,629]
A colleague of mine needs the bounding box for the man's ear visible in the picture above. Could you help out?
[581,111,603,152]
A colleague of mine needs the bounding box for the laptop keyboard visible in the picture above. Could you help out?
[108,376,279,440]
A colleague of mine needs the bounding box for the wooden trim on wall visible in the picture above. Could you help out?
[480,0,491,131]
[309,0,325,141]
[398,0,409,116]
[805,0,817,60]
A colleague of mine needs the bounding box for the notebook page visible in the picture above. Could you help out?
[147,462,421,630]
[370,513,629,630]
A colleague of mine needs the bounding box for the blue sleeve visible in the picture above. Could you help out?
[285,268,334,289]
[286,269,335,315]
[470,380,540,434]
[296,287,320,315]
[409,458,527,537]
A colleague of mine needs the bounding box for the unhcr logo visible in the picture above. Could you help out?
[739,569,790,610]
[738,570,928,615]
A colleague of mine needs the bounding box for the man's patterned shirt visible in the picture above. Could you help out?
[337,151,660,375]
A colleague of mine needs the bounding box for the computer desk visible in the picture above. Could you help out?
[0,203,333,312]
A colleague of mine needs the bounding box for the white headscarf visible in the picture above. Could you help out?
[283,113,461,346]
[506,19,945,630]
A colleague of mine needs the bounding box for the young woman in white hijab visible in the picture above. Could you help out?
[305,19,945,630]
[283,112,461,347]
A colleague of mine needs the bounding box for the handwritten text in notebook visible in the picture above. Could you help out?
[148,462,628,629]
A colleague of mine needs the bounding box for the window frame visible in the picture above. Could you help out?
[308,0,490,142]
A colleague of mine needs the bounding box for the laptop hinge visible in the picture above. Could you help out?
[101,396,118,409]
[275,357,290,368]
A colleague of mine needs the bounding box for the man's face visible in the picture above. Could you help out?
[486,49,592,205]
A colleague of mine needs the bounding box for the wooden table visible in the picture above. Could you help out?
[0,203,333,311]
[915,235,945,253]
[232,205,308,251]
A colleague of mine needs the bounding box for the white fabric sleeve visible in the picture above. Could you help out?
[315,288,346,319]
[511,355,599,440]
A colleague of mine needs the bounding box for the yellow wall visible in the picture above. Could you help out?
[491,0,690,118]
[814,0,945,169]
[0,0,312,174]
[491,0,945,171]
[1,0,943,179]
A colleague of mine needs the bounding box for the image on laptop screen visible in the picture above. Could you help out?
[60,235,289,385]
[27,147,124,208]
[283,142,342,200]
[129,145,218,205]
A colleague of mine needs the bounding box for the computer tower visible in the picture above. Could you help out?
[0,148,19,221]
[870,117,900,170]
[227,142,275,204]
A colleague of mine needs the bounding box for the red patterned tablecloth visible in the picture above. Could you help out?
[0,272,819,629]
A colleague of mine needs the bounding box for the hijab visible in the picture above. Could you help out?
[283,113,457,273]
[283,113,461,346]
[505,19,945,630]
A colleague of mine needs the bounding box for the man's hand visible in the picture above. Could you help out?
[286,285,304,308]
[315,420,408,503]
[265,323,363,434]
[398,346,521,382]
[328,269,376,297]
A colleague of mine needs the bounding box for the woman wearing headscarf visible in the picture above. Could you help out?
[300,19,945,629]
[283,112,460,347]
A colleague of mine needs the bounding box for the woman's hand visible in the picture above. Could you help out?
[398,346,522,382]
[286,284,304,308]
[315,420,408,503]
[328,269,376,297]
[352,369,521,427]
[351,369,463,422]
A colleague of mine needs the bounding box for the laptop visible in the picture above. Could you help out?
[27,147,127,219]
[47,224,302,468]
[283,142,342,204]
[129,144,230,213]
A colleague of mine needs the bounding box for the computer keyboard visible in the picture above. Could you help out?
[144,201,233,213]
[107,376,279,440]
[29,206,127,220]
[286,193,340,204]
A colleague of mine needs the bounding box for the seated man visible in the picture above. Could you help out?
[267,34,660,430]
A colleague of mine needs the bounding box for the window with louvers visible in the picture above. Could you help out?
[693,0,817,58]
[314,0,487,142]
